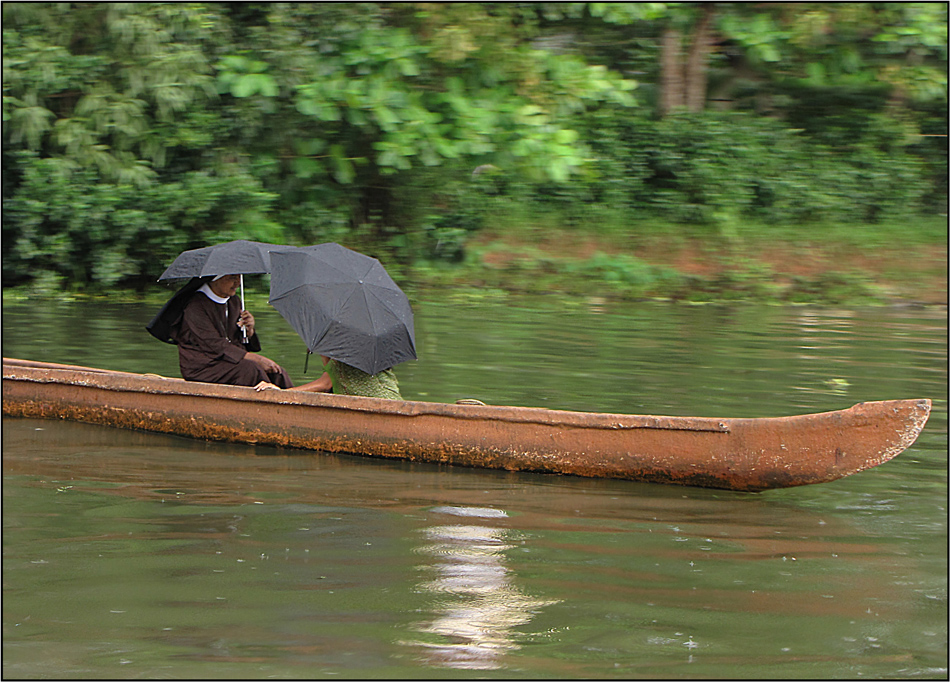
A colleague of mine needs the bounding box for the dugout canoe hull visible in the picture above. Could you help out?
[2,358,931,492]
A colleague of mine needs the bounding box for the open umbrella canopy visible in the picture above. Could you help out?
[269,243,416,375]
[156,239,291,344]
[158,240,286,280]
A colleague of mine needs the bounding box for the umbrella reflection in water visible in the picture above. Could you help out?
[402,506,559,670]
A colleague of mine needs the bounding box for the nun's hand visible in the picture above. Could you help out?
[239,310,255,337]
[246,352,280,374]
[255,381,279,391]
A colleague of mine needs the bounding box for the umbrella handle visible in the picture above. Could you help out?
[240,274,247,342]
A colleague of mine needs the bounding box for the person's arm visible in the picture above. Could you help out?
[245,353,282,374]
[234,306,262,352]
[232,303,278,369]
[255,372,332,392]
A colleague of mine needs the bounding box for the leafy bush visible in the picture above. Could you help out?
[1,3,943,293]
[564,108,935,227]
[562,252,685,298]
[2,150,281,288]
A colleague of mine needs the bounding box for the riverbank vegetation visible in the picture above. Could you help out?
[3,3,946,304]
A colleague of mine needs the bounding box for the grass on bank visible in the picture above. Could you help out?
[410,215,948,306]
[2,216,946,307]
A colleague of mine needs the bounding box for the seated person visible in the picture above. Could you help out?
[255,355,402,400]
[173,274,331,390]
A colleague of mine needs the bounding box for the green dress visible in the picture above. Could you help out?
[324,359,402,400]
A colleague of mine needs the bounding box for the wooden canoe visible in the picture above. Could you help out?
[2,357,931,492]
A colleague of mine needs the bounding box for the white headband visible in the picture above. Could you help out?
[212,274,227,281]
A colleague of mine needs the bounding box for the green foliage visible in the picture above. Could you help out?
[2,3,285,289]
[782,271,885,305]
[216,56,279,98]
[562,253,684,298]
[1,1,945,293]
[576,109,932,225]
[718,3,948,100]
[282,6,635,185]
[2,149,278,288]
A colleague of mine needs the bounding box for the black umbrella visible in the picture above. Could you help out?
[268,243,416,375]
[158,239,283,281]
[157,239,288,342]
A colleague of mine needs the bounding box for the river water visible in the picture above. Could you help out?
[2,296,946,679]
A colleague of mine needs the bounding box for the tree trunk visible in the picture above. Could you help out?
[659,27,685,116]
[658,3,716,117]
[685,4,715,113]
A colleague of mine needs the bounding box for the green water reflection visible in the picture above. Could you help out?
[2,297,946,678]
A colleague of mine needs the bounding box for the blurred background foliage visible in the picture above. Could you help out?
[2,2,946,291]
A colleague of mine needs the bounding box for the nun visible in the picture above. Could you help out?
[147,274,300,388]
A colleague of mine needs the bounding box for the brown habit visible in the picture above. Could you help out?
[173,291,293,388]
